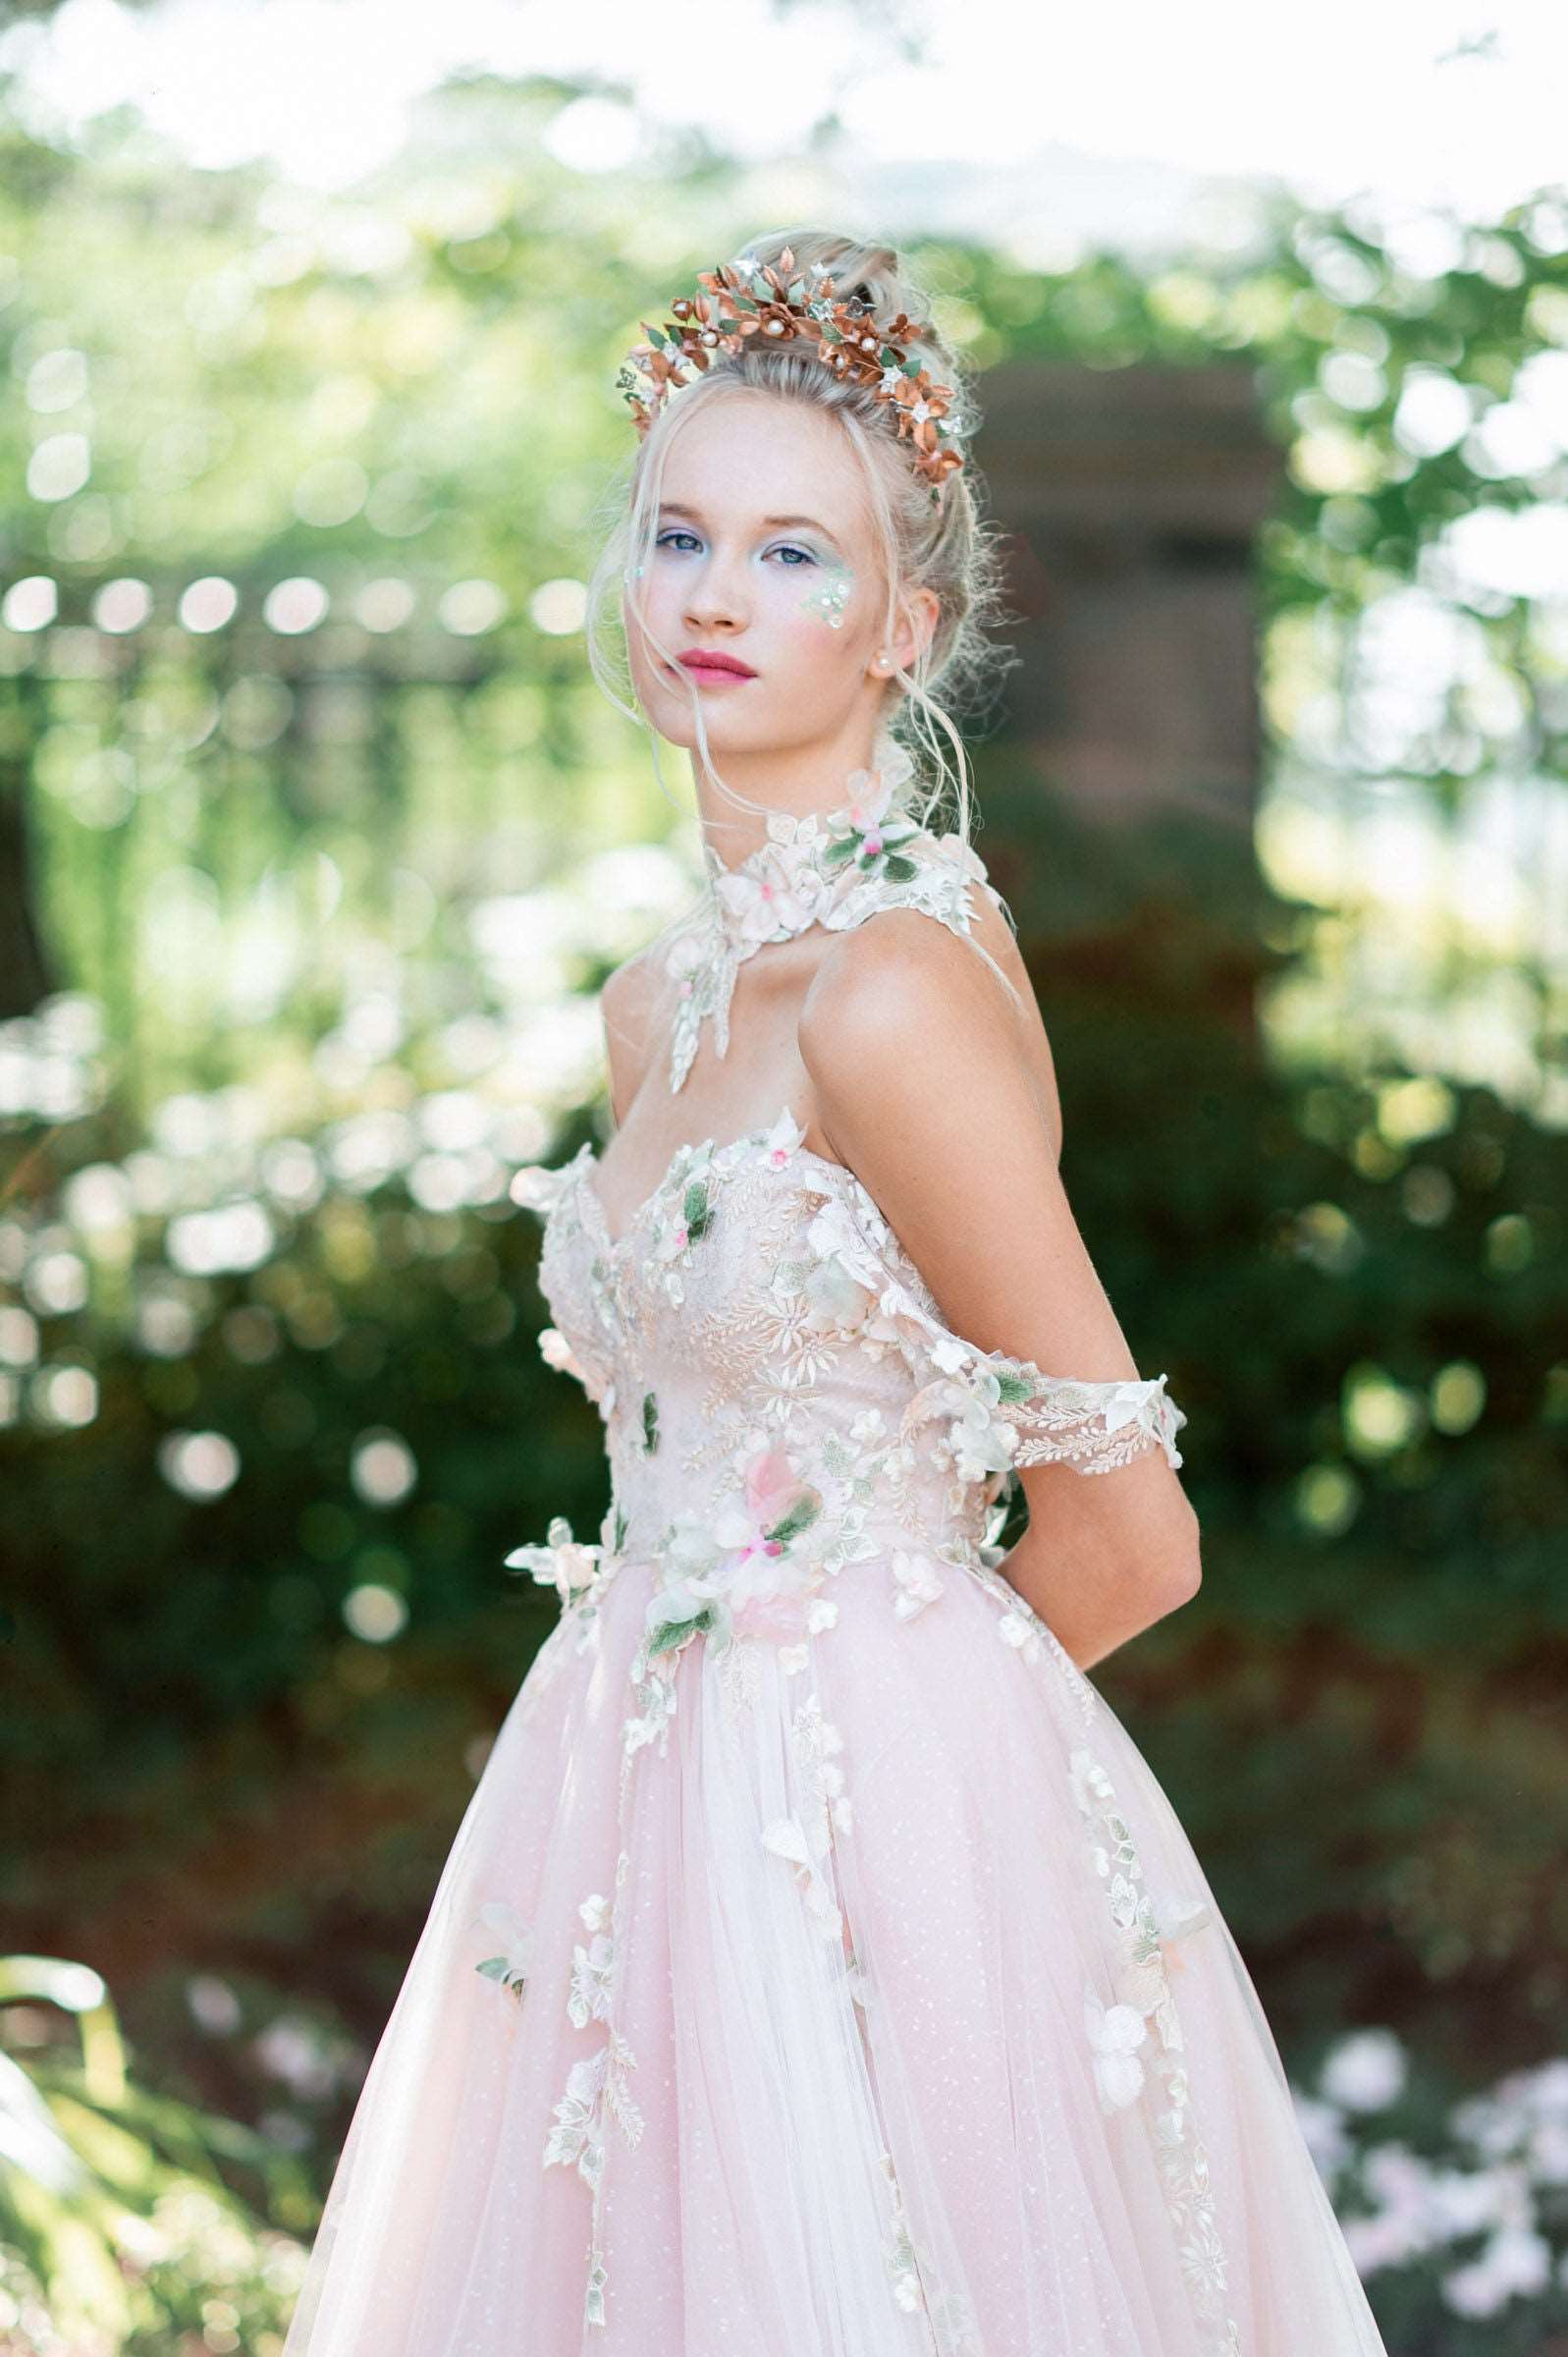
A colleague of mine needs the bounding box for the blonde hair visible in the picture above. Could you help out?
[583,227,1019,859]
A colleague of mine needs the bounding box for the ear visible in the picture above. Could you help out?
[891,585,940,673]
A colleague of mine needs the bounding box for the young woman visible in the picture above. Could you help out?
[282,231,1390,2354]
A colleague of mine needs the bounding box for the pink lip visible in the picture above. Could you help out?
[676,651,757,681]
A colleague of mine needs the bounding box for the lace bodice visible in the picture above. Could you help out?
[508,791,1184,1662]
[510,1098,1186,1655]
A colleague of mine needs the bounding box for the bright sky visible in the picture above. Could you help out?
[2,0,1565,228]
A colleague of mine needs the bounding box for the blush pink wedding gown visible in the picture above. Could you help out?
[279,1087,1390,2354]
[283,774,1392,2352]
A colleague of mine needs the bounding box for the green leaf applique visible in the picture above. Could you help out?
[682,1180,713,1241]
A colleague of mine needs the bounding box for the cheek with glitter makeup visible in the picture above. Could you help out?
[801,565,853,631]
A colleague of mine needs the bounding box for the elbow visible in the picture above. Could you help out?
[1165,1540,1203,1611]
[1106,1535,1201,1632]
[1147,1503,1203,1616]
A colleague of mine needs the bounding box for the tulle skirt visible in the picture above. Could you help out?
[280,1541,1388,2355]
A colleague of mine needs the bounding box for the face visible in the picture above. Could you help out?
[622,391,936,764]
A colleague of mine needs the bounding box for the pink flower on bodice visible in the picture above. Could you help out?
[715,1445,810,1561]
[711,1444,824,1638]
[644,1441,827,1656]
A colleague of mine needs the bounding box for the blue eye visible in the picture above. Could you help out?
[652,530,817,567]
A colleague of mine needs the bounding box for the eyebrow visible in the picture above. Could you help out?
[658,501,843,550]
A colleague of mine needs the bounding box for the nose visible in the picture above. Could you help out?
[681,546,748,633]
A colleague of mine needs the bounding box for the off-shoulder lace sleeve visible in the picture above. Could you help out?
[804,1183,1186,1484]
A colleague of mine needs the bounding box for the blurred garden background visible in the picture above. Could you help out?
[1,0,1566,2349]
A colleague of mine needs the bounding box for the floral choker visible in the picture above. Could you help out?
[662,748,991,1094]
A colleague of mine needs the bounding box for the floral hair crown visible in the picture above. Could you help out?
[616,245,969,506]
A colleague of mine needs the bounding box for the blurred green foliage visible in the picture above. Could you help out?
[0,1953,309,2354]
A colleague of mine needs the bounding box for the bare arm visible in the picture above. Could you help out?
[798,906,1201,1672]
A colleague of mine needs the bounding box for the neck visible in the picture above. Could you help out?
[690,730,896,877]
[657,753,971,1096]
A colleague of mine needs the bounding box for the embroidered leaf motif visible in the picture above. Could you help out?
[475,1955,523,1996]
[646,1608,719,1659]
[682,1178,713,1238]
[763,1488,823,1545]
[472,1898,535,2002]
[641,1390,659,1453]
[880,850,919,881]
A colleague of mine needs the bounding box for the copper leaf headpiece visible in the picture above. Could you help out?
[615,246,968,505]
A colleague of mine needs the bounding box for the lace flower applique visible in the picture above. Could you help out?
[802,1189,1187,1484]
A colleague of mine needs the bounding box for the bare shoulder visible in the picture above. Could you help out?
[799,876,1060,1159]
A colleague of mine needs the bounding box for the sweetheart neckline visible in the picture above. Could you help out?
[572,1107,858,1262]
